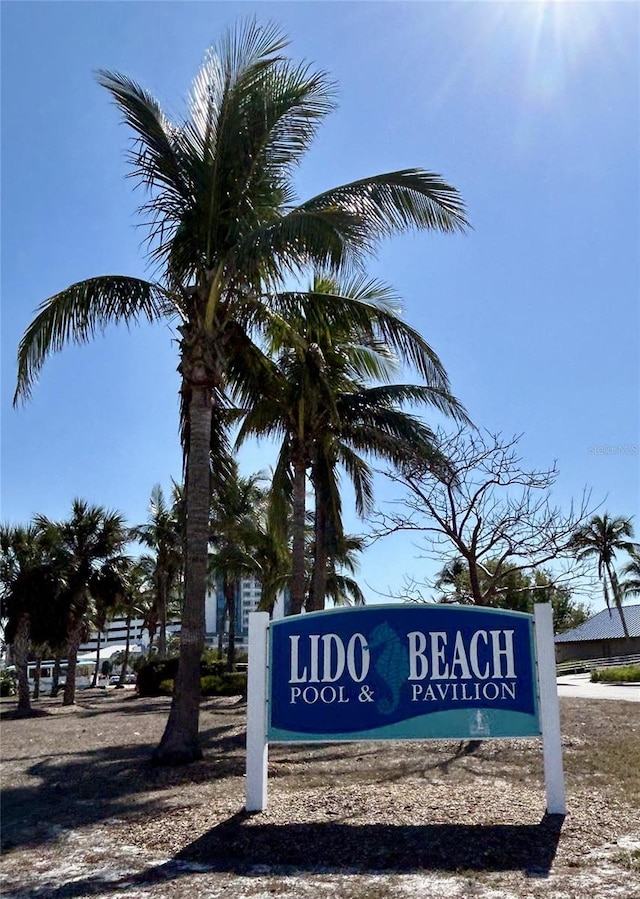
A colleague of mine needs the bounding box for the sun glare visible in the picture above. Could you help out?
[425,0,623,122]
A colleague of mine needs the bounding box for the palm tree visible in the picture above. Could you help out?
[252,496,292,616]
[209,464,268,670]
[88,559,130,686]
[134,485,184,659]
[434,556,472,604]
[14,21,468,761]
[111,562,150,687]
[34,500,130,705]
[620,547,640,600]
[238,274,468,613]
[0,525,61,716]
[570,514,637,638]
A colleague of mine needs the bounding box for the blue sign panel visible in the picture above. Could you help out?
[268,604,540,742]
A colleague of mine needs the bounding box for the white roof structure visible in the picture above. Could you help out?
[77,643,144,663]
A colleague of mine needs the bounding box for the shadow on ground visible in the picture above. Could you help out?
[4,812,564,899]
[176,810,564,873]
[0,720,245,855]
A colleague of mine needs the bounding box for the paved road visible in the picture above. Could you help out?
[557,672,640,702]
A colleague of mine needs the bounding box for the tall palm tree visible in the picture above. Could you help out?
[209,464,267,670]
[238,274,468,613]
[34,500,130,705]
[14,21,468,761]
[570,514,637,638]
[134,485,184,659]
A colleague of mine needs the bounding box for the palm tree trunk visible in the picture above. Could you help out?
[607,563,630,639]
[217,604,225,657]
[309,483,328,612]
[145,609,158,655]
[468,558,486,606]
[92,632,102,688]
[51,653,62,697]
[33,652,42,700]
[63,617,84,706]
[157,572,168,659]
[153,384,211,764]
[118,614,132,686]
[13,614,32,717]
[290,457,307,615]
[225,579,236,672]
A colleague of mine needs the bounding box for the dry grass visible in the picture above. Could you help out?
[1,689,639,898]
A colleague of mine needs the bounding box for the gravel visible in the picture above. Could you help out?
[1,690,638,899]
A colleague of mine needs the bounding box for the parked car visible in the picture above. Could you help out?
[109,673,137,685]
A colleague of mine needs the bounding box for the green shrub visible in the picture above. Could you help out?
[201,675,223,696]
[0,669,16,697]
[591,665,640,683]
[158,679,174,695]
[201,672,247,697]
[219,672,247,696]
[136,658,180,696]
[136,655,234,696]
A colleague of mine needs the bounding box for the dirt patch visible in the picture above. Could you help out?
[1,689,639,898]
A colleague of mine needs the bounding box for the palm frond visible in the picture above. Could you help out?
[298,169,470,240]
[15,277,170,404]
[342,383,469,424]
[97,71,190,202]
[332,443,374,519]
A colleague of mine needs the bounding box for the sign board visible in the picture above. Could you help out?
[269,604,539,742]
[246,603,565,816]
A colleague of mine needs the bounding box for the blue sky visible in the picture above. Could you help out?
[2,1,638,612]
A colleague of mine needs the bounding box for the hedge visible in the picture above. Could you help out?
[155,672,247,697]
[136,657,243,696]
[591,665,640,684]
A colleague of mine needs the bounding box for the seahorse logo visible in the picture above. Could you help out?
[367,622,409,714]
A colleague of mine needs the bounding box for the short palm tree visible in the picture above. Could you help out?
[111,562,150,687]
[321,532,366,608]
[0,524,61,716]
[134,485,184,659]
[570,514,637,638]
[34,500,130,704]
[88,558,130,686]
[14,21,468,761]
[620,547,640,600]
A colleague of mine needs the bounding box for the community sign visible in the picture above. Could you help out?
[268,604,539,742]
[246,602,564,815]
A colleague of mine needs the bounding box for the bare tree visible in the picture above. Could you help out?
[370,428,596,605]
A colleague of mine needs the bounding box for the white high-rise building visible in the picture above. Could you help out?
[80,574,268,655]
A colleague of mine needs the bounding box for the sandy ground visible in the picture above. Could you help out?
[1,689,639,899]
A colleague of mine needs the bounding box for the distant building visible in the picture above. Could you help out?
[554,604,640,663]
[205,575,264,650]
[80,574,277,655]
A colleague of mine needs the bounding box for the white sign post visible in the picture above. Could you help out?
[246,611,269,812]
[534,602,567,815]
